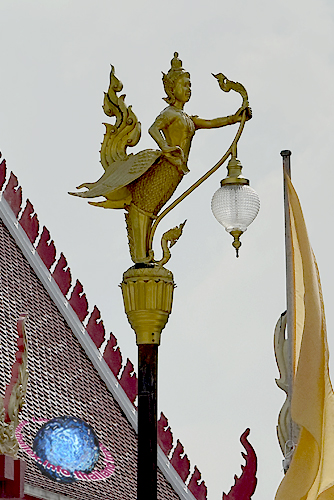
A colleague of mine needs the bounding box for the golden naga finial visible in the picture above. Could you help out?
[0,314,29,458]
[69,54,252,265]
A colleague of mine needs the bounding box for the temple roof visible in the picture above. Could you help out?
[0,153,208,499]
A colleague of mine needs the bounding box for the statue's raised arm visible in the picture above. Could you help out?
[69,53,251,264]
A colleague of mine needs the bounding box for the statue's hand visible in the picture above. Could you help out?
[162,145,183,156]
[162,145,185,162]
[235,105,252,122]
[162,145,187,173]
[245,106,252,120]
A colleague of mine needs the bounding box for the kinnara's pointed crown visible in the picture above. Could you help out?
[162,52,190,104]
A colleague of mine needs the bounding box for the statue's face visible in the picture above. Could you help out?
[173,74,191,104]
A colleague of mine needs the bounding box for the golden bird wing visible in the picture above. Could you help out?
[70,149,162,201]
[69,67,163,210]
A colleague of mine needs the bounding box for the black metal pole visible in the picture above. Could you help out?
[137,344,158,500]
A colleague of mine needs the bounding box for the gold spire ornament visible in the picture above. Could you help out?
[69,53,252,265]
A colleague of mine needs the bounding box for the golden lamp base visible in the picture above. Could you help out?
[121,266,175,345]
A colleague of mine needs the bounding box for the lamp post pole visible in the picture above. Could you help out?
[137,344,158,500]
[121,264,175,500]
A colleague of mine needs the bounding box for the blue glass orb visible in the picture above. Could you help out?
[33,416,100,483]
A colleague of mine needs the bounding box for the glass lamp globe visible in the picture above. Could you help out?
[211,184,260,256]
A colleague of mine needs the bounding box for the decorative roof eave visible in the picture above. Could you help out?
[0,164,201,500]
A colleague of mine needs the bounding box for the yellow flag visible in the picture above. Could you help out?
[275,172,334,499]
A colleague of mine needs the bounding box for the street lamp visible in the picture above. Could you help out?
[211,157,260,257]
[70,53,259,500]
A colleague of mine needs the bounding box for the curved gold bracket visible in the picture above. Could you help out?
[147,74,249,254]
[150,220,187,267]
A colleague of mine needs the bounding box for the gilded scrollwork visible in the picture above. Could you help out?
[153,221,187,268]
[101,65,141,166]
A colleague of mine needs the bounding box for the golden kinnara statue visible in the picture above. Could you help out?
[70,53,251,264]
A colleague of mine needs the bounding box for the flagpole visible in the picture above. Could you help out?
[281,149,299,469]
